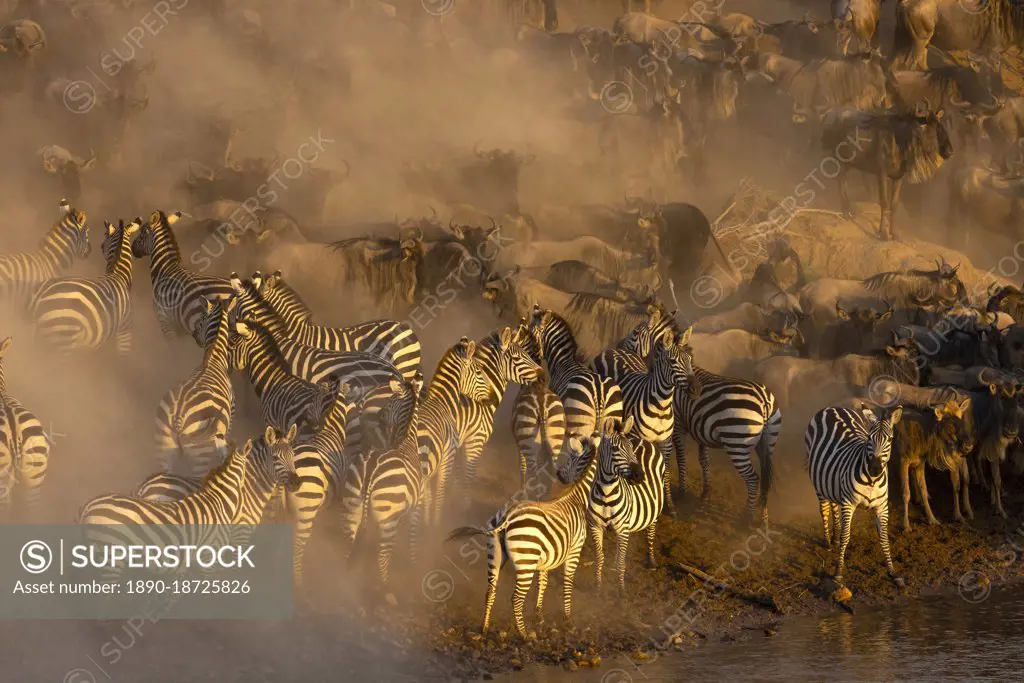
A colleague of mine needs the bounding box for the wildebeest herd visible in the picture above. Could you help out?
[6,0,1024,643]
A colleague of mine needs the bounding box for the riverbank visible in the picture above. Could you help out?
[302,433,1024,682]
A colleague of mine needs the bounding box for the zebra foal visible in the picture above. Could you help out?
[805,404,904,586]
[446,433,598,637]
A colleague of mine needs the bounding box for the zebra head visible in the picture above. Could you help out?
[380,373,424,447]
[656,326,694,386]
[228,318,261,371]
[57,202,91,259]
[256,424,300,493]
[452,336,491,404]
[557,433,595,484]
[496,326,545,386]
[192,296,236,348]
[259,270,315,324]
[864,406,902,477]
[132,211,182,258]
[100,218,142,269]
[597,415,643,483]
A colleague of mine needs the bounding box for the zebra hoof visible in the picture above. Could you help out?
[890,574,905,588]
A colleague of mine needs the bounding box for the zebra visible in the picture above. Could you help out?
[0,200,91,312]
[80,434,299,573]
[445,433,598,637]
[226,276,405,392]
[805,404,905,586]
[0,337,49,518]
[228,316,345,434]
[511,376,565,499]
[562,415,665,591]
[131,210,235,340]
[528,305,624,454]
[28,218,141,355]
[591,304,679,379]
[341,373,427,594]
[443,325,545,517]
[257,269,422,380]
[154,296,237,477]
[614,327,693,515]
[671,357,781,524]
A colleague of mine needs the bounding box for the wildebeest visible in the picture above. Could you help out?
[753,15,844,61]
[947,163,1024,244]
[483,266,573,323]
[402,143,534,218]
[831,0,881,54]
[688,323,804,377]
[576,29,674,111]
[893,0,1024,70]
[32,144,97,205]
[811,302,894,358]
[758,49,889,123]
[492,234,658,288]
[963,94,1024,170]
[0,17,44,95]
[799,259,966,328]
[963,383,1021,518]
[987,283,1024,324]
[820,105,954,240]
[545,260,654,302]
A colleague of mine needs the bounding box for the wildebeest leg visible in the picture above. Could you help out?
[914,465,939,526]
[837,165,854,218]
[888,176,905,241]
[991,459,1007,519]
[877,173,893,239]
[901,457,913,531]
[950,461,967,523]
[959,459,974,520]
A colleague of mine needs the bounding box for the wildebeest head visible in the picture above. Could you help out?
[909,102,954,164]
[987,283,1024,323]
[38,145,97,202]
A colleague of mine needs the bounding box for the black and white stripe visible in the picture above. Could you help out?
[672,365,781,523]
[564,416,665,590]
[0,337,49,518]
[28,218,140,355]
[805,405,904,584]
[155,296,237,477]
[445,433,598,637]
[0,201,91,312]
[529,306,624,451]
[258,270,422,380]
[132,210,235,340]
[511,378,565,498]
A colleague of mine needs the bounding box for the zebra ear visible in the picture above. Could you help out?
[286,423,298,442]
[264,425,276,444]
[500,326,512,349]
[234,321,251,336]
[0,337,10,356]
[621,414,635,435]
[464,340,477,358]
[242,439,254,457]
[567,435,582,454]
[149,211,160,225]
[166,212,182,226]
[389,378,403,394]
[105,221,115,236]
[230,273,243,293]
[204,298,214,314]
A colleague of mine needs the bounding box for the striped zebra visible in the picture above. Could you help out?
[131,210,235,340]
[342,373,427,592]
[591,304,679,379]
[154,296,237,477]
[805,405,904,586]
[563,416,665,590]
[0,201,91,312]
[228,316,345,434]
[529,305,624,453]
[257,270,421,380]
[0,337,49,518]
[444,325,545,517]
[615,328,692,508]
[29,219,141,355]
[227,276,405,392]
[445,433,598,637]
[672,359,781,523]
[511,377,565,499]
[82,433,298,580]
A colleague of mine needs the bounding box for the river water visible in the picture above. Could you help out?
[501,586,1024,683]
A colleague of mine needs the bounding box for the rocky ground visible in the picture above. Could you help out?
[296,422,1024,682]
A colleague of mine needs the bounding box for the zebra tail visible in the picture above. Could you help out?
[756,414,779,505]
[445,526,489,543]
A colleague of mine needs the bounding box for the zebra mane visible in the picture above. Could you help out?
[236,316,291,365]
[262,271,315,321]
[201,440,249,488]
[537,308,588,365]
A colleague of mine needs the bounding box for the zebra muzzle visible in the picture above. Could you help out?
[285,473,301,492]
[627,463,644,483]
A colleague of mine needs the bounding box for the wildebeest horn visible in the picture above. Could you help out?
[428,205,438,220]
[948,92,971,110]
[338,158,351,180]
[186,160,216,182]
[989,282,1004,297]
[141,55,157,74]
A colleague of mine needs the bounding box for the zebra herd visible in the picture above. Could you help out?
[0,201,913,638]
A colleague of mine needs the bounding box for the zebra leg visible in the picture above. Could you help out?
[518,449,529,493]
[615,530,632,594]
[115,328,133,355]
[991,458,1007,519]
[835,503,856,584]
[732,447,759,526]
[590,524,605,590]
[461,443,485,512]
[671,424,687,498]
[512,568,535,638]
[288,487,324,587]
[562,544,582,631]
[409,497,424,567]
[819,499,833,548]
[698,444,712,499]
[535,570,549,626]
[659,441,675,517]
[433,455,454,525]
[914,466,939,526]
[874,503,902,586]
[482,534,500,633]
[645,523,658,569]
[900,459,913,532]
